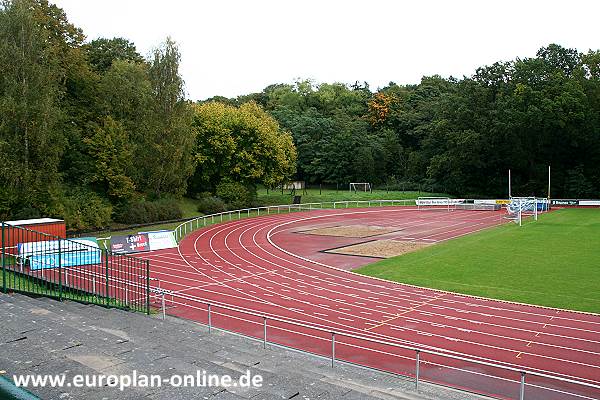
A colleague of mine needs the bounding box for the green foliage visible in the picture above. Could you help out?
[84,37,144,73]
[99,60,152,133]
[565,166,595,197]
[0,2,200,228]
[115,198,183,224]
[196,196,226,214]
[0,0,64,217]
[84,116,136,202]
[58,188,113,231]
[192,101,297,191]
[138,37,195,197]
[224,51,600,197]
[216,180,256,209]
[265,80,376,184]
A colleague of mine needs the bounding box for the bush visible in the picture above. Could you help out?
[11,206,42,220]
[216,180,256,209]
[193,191,213,200]
[60,189,113,231]
[151,199,183,221]
[115,198,182,224]
[197,196,226,214]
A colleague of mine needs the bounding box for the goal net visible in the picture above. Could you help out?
[349,183,372,193]
[505,197,549,226]
[416,197,453,211]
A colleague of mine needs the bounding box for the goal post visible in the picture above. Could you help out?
[416,197,453,211]
[349,183,372,193]
[505,197,549,226]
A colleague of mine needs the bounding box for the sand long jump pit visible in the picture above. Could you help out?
[324,239,430,258]
[297,224,402,238]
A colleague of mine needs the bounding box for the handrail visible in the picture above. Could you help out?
[165,199,600,399]
[156,289,600,393]
[36,256,599,398]
[173,199,416,242]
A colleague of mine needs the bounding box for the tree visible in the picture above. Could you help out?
[99,60,152,142]
[191,101,297,191]
[85,37,144,73]
[84,116,136,202]
[139,37,195,197]
[366,92,398,127]
[0,0,64,217]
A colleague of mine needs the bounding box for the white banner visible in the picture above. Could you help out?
[579,200,600,206]
[141,230,177,251]
[416,198,465,206]
[474,199,501,205]
[19,238,99,257]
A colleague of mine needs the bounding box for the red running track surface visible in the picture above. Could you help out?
[136,207,600,400]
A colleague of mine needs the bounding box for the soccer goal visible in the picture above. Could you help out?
[349,182,372,193]
[416,197,454,211]
[505,197,549,226]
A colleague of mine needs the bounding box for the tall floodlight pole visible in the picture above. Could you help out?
[508,169,512,198]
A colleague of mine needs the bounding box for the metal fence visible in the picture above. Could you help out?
[155,292,600,400]
[167,200,600,400]
[174,199,416,242]
[5,203,597,399]
[1,222,150,314]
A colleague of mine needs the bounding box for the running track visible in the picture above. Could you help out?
[138,207,600,400]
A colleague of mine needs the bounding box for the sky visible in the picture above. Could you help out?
[53,0,600,101]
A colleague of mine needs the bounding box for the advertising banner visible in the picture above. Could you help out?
[551,199,579,206]
[140,230,177,251]
[111,234,150,254]
[474,199,502,205]
[18,237,101,270]
[416,198,466,206]
[29,250,102,270]
[19,237,99,258]
[578,200,600,206]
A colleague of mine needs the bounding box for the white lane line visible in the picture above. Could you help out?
[180,208,600,380]
[238,216,600,358]
[265,215,600,334]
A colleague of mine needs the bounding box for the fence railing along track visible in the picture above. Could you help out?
[4,201,597,399]
[1,223,150,314]
[152,290,600,400]
[173,199,416,242]
[166,200,598,400]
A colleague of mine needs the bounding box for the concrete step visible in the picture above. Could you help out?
[1,292,484,400]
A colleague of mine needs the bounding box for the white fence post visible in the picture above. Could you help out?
[263,316,267,349]
[415,350,420,391]
[208,304,212,333]
[331,332,335,368]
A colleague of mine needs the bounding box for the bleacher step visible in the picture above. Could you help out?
[1,293,484,400]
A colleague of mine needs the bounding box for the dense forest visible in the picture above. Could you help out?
[218,52,600,200]
[1,0,599,230]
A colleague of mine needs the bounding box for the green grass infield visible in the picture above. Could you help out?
[356,208,600,314]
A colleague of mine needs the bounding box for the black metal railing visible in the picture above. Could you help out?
[1,222,150,314]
